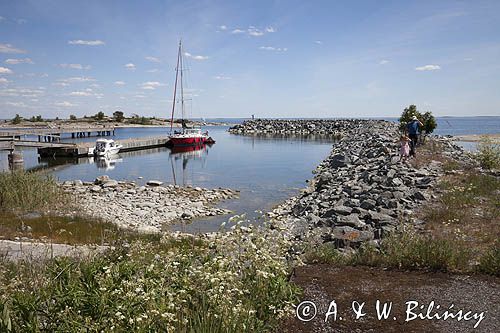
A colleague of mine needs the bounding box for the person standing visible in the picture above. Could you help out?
[406,115,423,156]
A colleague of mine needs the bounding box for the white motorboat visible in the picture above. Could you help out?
[88,139,122,156]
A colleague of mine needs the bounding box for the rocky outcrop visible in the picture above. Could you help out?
[61,179,238,233]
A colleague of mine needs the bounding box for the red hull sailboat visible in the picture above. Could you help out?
[168,41,213,147]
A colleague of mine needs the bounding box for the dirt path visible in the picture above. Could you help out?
[281,265,499,333]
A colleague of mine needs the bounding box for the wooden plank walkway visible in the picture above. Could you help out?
[0,126,116,137]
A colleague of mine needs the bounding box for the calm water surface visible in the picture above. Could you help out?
[1,117,498,232]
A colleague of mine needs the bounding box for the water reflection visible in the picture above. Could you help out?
[169,144,210,186]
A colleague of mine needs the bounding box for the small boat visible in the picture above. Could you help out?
[88,138,122,156]
[167,40,213,147]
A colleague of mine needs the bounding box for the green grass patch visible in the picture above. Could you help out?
[0,171,71,215]
[477,242,500,276]
[475,137,500,170]
[305,228,472,273]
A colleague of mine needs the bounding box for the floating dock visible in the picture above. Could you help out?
[38,137,170,157]
[0,126,115,142]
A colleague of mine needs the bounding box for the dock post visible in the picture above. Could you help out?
[72,133,75,138]
[88,132,91,137]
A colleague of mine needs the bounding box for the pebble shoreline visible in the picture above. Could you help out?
[61,176,238,233]
[231,119,469,249]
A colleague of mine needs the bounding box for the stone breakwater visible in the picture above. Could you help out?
[229,119,350,136]
[61,176,238,233]
[238,119,468,249]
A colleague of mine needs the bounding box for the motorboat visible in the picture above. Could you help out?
[88,138,122,156]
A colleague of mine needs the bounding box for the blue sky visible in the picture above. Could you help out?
[0,0,499,119]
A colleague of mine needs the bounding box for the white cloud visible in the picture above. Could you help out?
[55,101,77,107]
[68,39,105,46]
[114,81,126,85]
[15,18,27,24]
[59,63,91,70]
[265,27,276,33]
[5,58,33,65]
[231,29,245,34]
[379,59,389,65]
[141,81,165,90]
[0,43,26,54]
[145,56,161,63]
[415,64,441,71]
[259,46,287,52]
[147,69,159,73]
[5,101,27,107]
[214,74,231,80]
[184,52,208,60]
[58,76,96,83]
[314,40,323,45]
[0,78,8,84]
[0,67,13,74]
[0,88,44,97]
[219,25,227,30]
[248,27,264,36]
[125,63,136,70]
[69,91,92,96]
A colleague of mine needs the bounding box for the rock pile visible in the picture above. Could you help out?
[228,119,365,136]
[265,119,466,249]
[61,176,238,233]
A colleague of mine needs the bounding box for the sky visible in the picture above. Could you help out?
[0,0,499,119]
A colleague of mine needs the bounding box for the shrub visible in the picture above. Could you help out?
[475,137,500,169]
[477,242,500,276]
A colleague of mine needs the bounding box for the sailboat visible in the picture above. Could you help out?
[167,40,212,147]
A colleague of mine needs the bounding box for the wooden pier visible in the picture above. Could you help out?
[37,136,170,157]
[0,126,115,142]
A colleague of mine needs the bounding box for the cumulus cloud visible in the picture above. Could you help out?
[114,81,125,85]
[58,76,96,83]
[219,25,227,30]
[59,63,91,70]
[145,56,161,63]
[0,78,8,84]
[125,63,136,70]
[230,26,276,37]
[68,39,105,46]
[231,29,245,34]
[184,52,208,60]
[415,64,441,71]
[55,101,77,107]
[379,59,389,65]
[5,101,27,107]
[0,67,13,74]
[314,40,323,45]
[0,43,26,54]
[141,81,165,90]
[259,46,287,52]
[214,74,231,80]
[248,27,264,36]
[69,91,92,96]
[5,58,33,65]
[0,88,44,97]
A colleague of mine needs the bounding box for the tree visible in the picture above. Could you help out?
[29,115,43,122]
[399,105,437,134]
[113,111,124,122]
[421,111,437,134]
[94,111,105,121]
[12,114,22,124]
[69,114,77,120]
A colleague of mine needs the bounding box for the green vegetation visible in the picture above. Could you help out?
[129,114,152,125]
[305,228,471,273]
[11,114,22,125]
[28,115,43,122]
[94,111,105,121]
[69,114,77,121]
[398,104,437,134]
[477,242,500,276]
[0,224,299,332]
[113,110,125,122]
[475,137,500,170]
[0,171,71,215]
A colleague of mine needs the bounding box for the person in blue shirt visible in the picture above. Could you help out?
[406,115,423,156]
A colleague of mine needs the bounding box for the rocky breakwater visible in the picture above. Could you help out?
[61,176,238,233]
[267,119,465,249]
[229,119,353,136]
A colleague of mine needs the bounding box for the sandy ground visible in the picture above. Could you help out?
[281,265,499,333]
[454,133,500,143]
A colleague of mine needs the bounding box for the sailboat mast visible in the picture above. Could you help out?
[179,42,185,128]
[169,40,182,134]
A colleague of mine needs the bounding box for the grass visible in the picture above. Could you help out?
[304,227,472,273]
[0,171,72,215]
[0,224,300,332]
[475,136,500,170]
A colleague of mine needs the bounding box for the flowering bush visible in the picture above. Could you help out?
[0,222,299,332]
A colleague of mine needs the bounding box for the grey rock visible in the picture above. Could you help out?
[147,180,163,187]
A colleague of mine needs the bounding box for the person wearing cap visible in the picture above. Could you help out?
[406,115,423,156]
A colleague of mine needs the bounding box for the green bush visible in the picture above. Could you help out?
[475,137,500,169]
[477,243,500,276]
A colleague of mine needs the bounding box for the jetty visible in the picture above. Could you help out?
[37,136,170,157]
[0,125,115,142]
